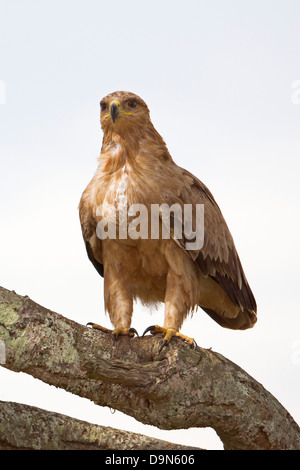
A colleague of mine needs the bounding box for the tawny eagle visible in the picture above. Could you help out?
[79,91,257,349]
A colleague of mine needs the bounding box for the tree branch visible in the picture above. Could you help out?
[0,401,199,450]
[0,286,299,450]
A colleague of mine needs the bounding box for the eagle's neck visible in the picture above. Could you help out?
[100,122,172,173]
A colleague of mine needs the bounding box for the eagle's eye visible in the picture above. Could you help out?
[127,99,137,109]
[100,101,107,112]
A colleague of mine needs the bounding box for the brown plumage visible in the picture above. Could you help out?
[79,91,257,347]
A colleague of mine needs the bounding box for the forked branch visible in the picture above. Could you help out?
[0,286,299,450]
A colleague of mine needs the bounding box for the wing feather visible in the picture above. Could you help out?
[79,189,104,278]
[177,167,257,319]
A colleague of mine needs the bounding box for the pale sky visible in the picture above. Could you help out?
[0,0,300,450]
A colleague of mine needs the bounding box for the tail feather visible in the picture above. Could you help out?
[202,306,257,330]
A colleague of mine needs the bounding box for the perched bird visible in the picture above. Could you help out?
[79,91,257,349]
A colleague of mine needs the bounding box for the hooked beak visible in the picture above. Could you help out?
[110,101,120,123]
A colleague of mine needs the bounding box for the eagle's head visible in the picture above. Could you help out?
[100,91,150,136]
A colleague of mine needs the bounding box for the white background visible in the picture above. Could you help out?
[0,0,299,450]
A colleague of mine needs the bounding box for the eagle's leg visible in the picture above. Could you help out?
[142,269,197,350]
[89,266,138,343]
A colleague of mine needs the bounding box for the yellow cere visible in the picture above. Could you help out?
[104,99,134,119]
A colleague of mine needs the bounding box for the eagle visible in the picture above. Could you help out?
[79,91,257,350]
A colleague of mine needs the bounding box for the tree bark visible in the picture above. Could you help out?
[0,286,299,450]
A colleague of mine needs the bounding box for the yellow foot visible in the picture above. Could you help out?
[87,323,138,345]
[142,325,197,352]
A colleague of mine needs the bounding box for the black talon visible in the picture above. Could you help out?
[142,325,156,337]
[192,340,197,350]
[129,328,139,337]
[86,322,94,327]
[159,339,168,353]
